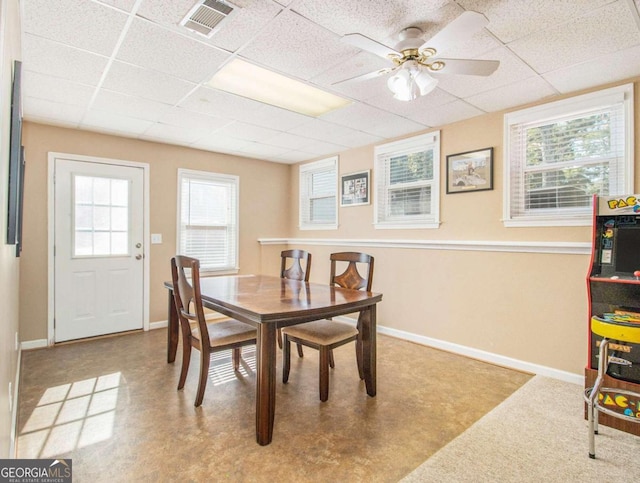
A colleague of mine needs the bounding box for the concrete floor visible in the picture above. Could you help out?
[17,329,531,482]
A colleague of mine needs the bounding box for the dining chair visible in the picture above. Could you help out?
[278,249,312,357]
[171,255,257,407]
[281,251,374,401]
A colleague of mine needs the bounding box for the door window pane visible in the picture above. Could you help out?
[73,175,130,257]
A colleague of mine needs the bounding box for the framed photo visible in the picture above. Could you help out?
[340,170,370,206]
[446,147,494,194]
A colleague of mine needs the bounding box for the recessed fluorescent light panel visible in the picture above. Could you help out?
[207,59,352,117]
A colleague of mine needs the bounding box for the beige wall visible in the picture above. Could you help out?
[19,123,292,340]
[281,78,640,377]
[0,0,21,458]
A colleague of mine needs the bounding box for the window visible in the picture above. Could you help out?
[73,175,129,256]
[374,131,440,229]
[504,83,634,227]
[177,169,239,273]
[299,156,338,230]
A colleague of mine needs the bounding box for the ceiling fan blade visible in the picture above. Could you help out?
[332,66,398,85]
[342,33,401,60]
[430,58,499,76]
[421,11,489,55]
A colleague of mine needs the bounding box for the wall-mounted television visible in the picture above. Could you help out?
[7,60,24,256]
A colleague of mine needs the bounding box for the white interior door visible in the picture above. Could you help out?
[54,158,144,342]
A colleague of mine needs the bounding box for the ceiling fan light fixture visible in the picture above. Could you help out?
[387,63,438,101]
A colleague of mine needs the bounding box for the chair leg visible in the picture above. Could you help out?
[277,328,283,349]
[356,336,364,380]
[319,347,330,402]
[195,348,210,407]
[328,349,335,369]
[296,343,304,358]
[232,347,241,371]
[178,338,191,390]
[283,335,291,383]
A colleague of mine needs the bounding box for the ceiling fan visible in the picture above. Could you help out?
[337,11,500,101]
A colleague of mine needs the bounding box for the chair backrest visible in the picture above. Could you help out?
[280,249,312,282]
[330,252,374,291]
[171,255,209,341]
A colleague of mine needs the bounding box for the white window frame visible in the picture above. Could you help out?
[503,83,634,227]
[177,168,239,274]
[374,131,441,229]
[299,156,338,230]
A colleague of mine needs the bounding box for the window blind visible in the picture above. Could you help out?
[178,169,238,272]
[299,156,337,230]
[505,84,633,227]
[374,131,440,228]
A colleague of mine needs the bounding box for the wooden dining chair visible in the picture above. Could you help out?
[281,252,374,402]
[171,255,257,407]
[278,249,311,356]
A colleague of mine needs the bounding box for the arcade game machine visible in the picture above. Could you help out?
[586,194,640,435]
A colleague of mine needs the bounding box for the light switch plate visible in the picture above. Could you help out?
[151,233,162,244]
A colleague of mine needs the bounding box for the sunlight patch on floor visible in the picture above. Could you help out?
[208,348,256,386]
[18,373,121,458]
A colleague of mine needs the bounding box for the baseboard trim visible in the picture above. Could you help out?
[334,316,583,385]
[21,339,48,350]
[10,348,21,458]
[150,320,167,330]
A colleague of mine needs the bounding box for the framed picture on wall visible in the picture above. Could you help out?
[340,170,370,206]
[446,147,494,194]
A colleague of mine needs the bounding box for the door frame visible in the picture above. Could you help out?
[47,152,150,346]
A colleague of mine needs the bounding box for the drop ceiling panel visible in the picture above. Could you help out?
[23,97,85,125]
[137,0,284,53]
[116,18,231,83]
[158,107,231,132]
[263,132,312,151]
[243,104,312,132]
[407,99,484,128]
[92,90,173,122]
[213,122,282,143]
[142,122,214,145]
[459,0,613,43]
[97,0,138,12]
[543,44,640,94]
[22,71,95,107]
[22,34,109,86]
[22,0,128,55]
[465,76,557,113]
[101,61,197,104]
[364,88,458,121]
[292,0,451,40]
[508,1,640,74]
[82,110,154,136]
[239,10,358,80]
[179,86,267,123]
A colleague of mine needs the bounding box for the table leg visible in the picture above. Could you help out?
[255,323,277,445]
[167,288,179,363]
[359,305,377,397]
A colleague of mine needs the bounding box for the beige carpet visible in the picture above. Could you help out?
[402,376,640,482]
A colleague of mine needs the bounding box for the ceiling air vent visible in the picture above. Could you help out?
[180,0,238,38]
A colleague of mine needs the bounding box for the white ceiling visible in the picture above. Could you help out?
[19,0,640,164]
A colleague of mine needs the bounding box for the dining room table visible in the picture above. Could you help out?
[164,274,382,445]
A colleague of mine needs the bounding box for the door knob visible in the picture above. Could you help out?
[135,254,143,260]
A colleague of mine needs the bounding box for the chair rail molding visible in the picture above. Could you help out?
[257,238,590,255]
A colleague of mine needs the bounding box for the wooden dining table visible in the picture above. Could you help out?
[164,274,382,445]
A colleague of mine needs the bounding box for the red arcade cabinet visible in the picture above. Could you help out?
[586,194,640,435]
